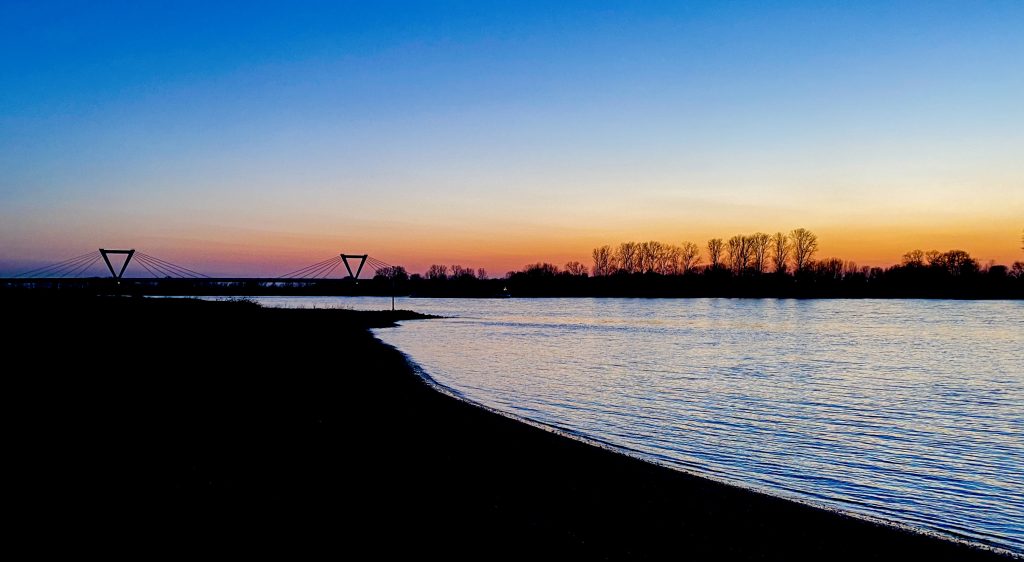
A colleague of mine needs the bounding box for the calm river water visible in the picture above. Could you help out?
[213,296,1024,553]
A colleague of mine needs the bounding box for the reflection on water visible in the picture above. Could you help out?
[212,296,1024,553]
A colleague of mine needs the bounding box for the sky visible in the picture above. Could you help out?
[2,1,1022,276]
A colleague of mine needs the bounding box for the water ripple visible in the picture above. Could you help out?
[246,296,1024,554]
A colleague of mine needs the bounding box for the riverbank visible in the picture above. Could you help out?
[5,296,1012,558]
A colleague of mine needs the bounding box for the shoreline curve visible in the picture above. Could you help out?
[383,334,1020,559]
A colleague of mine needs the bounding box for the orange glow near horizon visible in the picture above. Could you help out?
[6,215,1014,277]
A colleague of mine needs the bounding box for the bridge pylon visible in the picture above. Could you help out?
[99,249,135,281]
[340,254,368,280]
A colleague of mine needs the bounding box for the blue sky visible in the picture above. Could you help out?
[2,1,1022,275]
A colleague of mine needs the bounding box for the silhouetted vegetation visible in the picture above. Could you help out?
[399,228,1022,299]
[4,228,1022,298]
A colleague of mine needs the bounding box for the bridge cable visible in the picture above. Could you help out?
[14,251,99,277]
[131,254,171,277]
[15,251,101,278]
[134,251,210,278]
[134,251,207,278]
[288,256,341,279]
[279,256,340,279]
[135,254,184,278]
[316,259,341,279]
[133,254,181,278]
[278,258,333,278]
[135,254,189,278]
[43,253,102,278]
[63,254,102,278]
[277,254,397,279]
[38,256,92,278]
[306,257,342,279]
[131,255,163,278]
[366,257,394,275]
[300,257,338,279]
[39,255,93,277]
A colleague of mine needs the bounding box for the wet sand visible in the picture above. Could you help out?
[5,296,1012,559]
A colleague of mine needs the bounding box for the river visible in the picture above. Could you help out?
[206,296,1024,553]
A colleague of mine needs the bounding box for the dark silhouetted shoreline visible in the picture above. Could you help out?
[5,295,1014,558]
[5,258,1022,298]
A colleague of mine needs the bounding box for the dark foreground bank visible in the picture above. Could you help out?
[5,296,1012,559]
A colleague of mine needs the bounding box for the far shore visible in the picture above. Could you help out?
[5,295,1014,558]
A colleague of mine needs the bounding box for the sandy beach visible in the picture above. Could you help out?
[4,295,1012,559]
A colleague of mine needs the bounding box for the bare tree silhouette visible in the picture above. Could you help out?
[638,241,661,273]
[902,249,926,267]
[930,250,978,276]
[814,257,845,280]
[680,241,701,273]
[749,232,771,274]
[426,264,449,280]
[707,238,724,270]
[727,235,751,274]
[771,232,789,273]
[662,244,683,275]
[618,242,639,273]
[592,245,614,276]
[564,261,588,276]
[789,228,819,272]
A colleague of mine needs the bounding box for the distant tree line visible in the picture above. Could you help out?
[393,228,1023,298]
[589,228,822,276]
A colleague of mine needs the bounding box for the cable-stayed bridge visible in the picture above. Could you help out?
[1,249,401,296]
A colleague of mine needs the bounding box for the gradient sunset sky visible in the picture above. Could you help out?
[2,1,1022,276]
